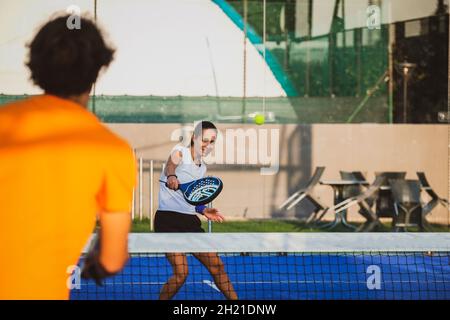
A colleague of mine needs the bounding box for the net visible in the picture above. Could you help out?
[70,233,450,300]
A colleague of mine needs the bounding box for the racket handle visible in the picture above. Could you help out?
[159,179,180,191]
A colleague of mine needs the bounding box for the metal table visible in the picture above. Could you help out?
[319,180,369,230]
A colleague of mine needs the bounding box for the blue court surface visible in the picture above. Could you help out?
[70,253,450,300]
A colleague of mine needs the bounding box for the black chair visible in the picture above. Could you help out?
[416,172,449,217]
[279,167,329,223]
[339,171,368,200]
[374,172,407,219]
[333,175,384,232]
[389,179,425,232]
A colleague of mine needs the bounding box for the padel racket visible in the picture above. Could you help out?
[160,176,223,205]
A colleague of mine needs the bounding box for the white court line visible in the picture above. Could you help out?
[202,280,220,292]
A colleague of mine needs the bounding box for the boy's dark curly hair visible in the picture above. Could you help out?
[26,14,114,96]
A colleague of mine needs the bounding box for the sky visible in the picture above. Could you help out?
[0,0,446,95]
[0,0,284,96]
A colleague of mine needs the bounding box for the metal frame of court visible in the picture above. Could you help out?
[132,158,159,230]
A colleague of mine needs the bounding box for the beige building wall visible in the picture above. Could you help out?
[107,123,449,226]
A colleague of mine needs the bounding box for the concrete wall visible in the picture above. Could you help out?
[107,123,449,225]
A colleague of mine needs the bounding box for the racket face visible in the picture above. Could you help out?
[182,177,223,205]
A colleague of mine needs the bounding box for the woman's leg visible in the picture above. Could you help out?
[193,253,238,300]
[159,253,189,300]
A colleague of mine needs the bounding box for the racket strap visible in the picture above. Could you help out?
[195,205,207,215]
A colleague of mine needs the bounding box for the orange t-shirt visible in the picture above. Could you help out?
[0,95,136,299]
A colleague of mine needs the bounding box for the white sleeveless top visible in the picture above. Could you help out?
[158,145,207,215]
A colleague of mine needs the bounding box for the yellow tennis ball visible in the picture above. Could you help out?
[254,114,265,125]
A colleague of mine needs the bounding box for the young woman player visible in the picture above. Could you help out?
[154,121,238,300]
